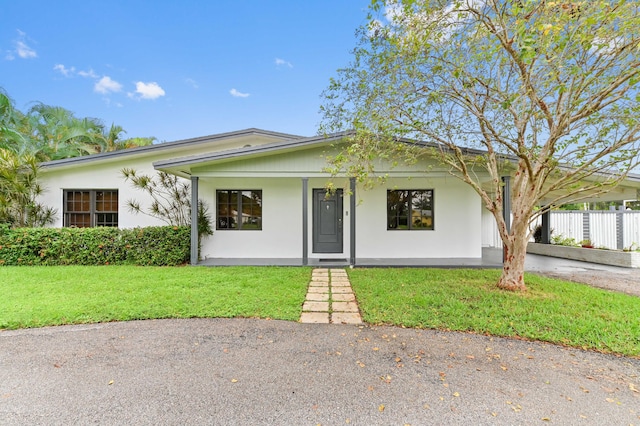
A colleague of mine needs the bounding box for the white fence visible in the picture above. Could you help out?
[482,209,640,250]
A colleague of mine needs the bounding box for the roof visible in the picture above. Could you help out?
[152,131,352,174]
[38,126,640,198]
[39,128,305,170]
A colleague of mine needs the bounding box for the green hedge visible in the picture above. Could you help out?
[0,225,190,266]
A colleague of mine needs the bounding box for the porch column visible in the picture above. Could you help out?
[502,176,511,263]
[190,176,199,266]
[541,209,551,244]
[349,177,356,266]
[302,178,308,266]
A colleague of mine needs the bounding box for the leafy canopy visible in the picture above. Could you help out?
[321,0,640,290]
[322,0,640,212]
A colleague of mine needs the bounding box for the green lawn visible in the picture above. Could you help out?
[1,265,639,357]
[348,268,640,357]
[0,266,311,329]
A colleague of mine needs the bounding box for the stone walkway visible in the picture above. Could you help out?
[299,268,363,324]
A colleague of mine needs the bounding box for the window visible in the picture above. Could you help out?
[216,190,262,230]
[387,190,434,230]
[63,190,118,227]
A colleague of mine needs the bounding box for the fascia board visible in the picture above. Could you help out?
[39,128,303,171]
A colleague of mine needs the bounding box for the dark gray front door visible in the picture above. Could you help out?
[313,189,343,253]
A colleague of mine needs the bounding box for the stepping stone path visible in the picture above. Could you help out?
[300,268,362,324]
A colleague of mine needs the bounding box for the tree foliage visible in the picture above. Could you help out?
[0,87,156,228]
[321,0,640,291]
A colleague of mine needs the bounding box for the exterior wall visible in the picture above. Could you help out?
[36,135,484,261]
[39,153,200,228]
[38,155,172,228]
[199,178,303,259]
[198,177,355,260]
[355,177,482,259]
[199,175,481,260]
[36,133,287,229]
[482,207,502,248]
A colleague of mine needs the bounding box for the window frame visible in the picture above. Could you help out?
[63,189,119,228]
[386,189,434,231]
[216,189,263,231]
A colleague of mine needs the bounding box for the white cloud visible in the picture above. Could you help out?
[6,30,37,60]
[230,88,250,98]
[53,64,99,79]
[384,4,404,21]
[78,68,98,78]
[53,64,75,76]
[16,40,37,59]
[376,0,487,43]
[133,81,165,99]
[275,58,293,68]
[94,76,123,94]
[185,78,199,89]
[367,19,385,38]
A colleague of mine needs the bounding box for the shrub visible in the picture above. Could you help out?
[551,233,580,247]
[532,224,554,243]
[0,225,190,266]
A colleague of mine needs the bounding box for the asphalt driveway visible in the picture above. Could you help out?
[1,318,638,425]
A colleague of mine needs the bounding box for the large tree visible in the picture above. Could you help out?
[0,91,56,226]
[0,87,157,227]
[321,0,640,291]
[93,124,156,153]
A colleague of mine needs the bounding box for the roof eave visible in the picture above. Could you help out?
[39,128,305,170]
[153,131,353,171]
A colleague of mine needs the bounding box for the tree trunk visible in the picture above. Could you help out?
[498,232,528,291]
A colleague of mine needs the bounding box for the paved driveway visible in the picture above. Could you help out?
[525,252,640,297]
[1,318,638,425]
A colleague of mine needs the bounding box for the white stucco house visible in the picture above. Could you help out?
[36,128,640,267]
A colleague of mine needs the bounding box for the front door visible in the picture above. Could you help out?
[313,189,343,253]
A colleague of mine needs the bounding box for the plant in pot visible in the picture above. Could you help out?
[580,239,594,248]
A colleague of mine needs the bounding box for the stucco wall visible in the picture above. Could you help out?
[198,176,481,260]
[38,156,171,228]
[199,178,304,259]
[355,177,482,259]
[36,134,483,261]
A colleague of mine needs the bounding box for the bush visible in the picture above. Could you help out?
[0,224,190,266]
[551,233,580,247]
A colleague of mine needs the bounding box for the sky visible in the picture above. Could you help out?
[0,1,370,143]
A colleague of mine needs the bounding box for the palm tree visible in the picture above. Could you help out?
[25,103,105,160]
[0,148,56,227]
[118,135,156,150]
[0,87,157,227]
[0,90,28,154]
[90,124,156,153]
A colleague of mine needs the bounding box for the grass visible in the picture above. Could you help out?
[1,265,638,357]
[0,266,311,329]
[348,268,640,357]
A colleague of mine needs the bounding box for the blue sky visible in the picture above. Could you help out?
[0,1,370,142]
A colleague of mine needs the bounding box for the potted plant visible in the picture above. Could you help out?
[580,239,594,248]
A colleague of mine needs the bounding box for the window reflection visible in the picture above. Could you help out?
[387,189,433,230]
[216,190,262,230]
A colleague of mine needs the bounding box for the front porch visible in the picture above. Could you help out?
[197,248,504,268]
